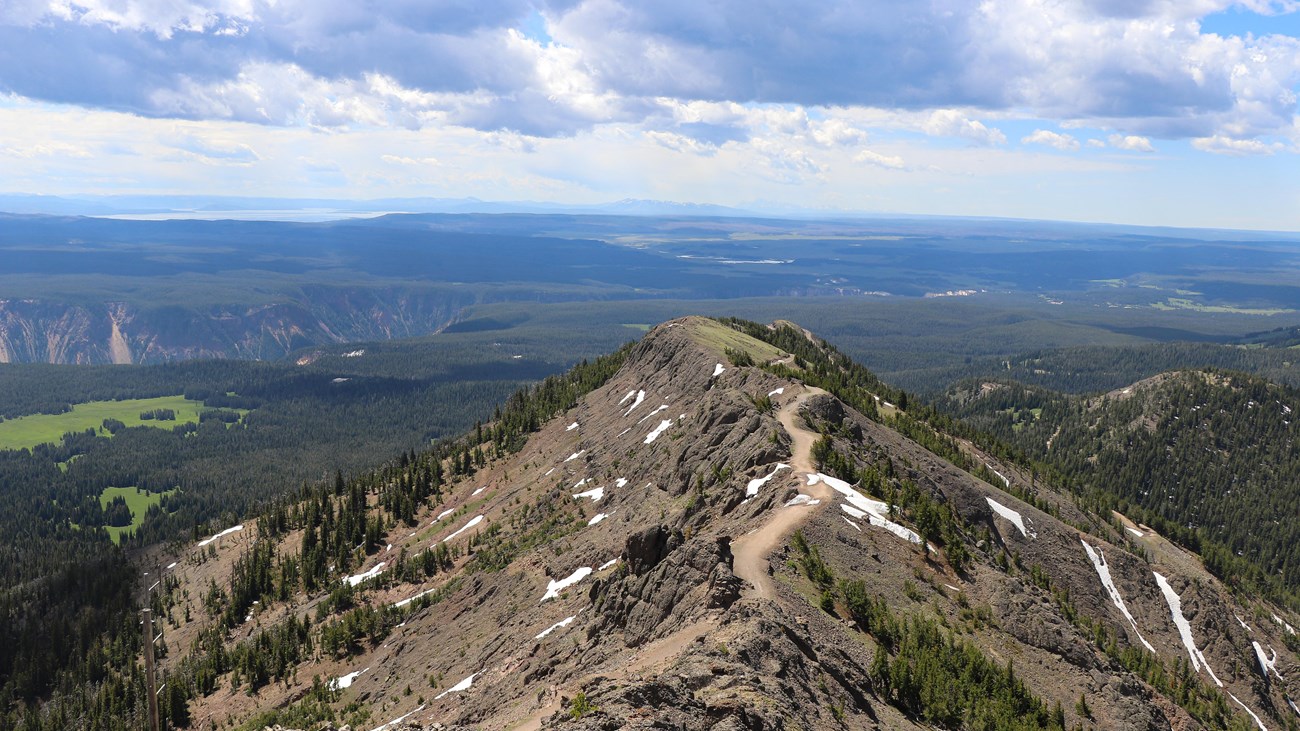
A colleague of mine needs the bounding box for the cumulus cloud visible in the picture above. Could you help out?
[853,149,906,170]
[1191,135,1286,155]
[922,110,1007,145]
[1021,129,1080,151]
[0,0,1296,153]
[1108,133,1156,152]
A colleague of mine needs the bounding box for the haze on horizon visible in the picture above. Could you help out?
[1,1,1299,231]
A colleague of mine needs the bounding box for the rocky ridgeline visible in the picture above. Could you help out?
[162,317,1298,730]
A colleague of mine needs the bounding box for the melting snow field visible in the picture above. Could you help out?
[812,472,921,545]
[443,515,484,542]
[541,567,593,602]
[197,524,244,547]
[712,363,725,377]
[535,615,577,639]
[434,672,479,700]
[343,562,386,587]
[566,422,579,431]
[1254,641,1284,681]
[394,586,440,609]
[986,465,1011,488]
[785,494,820,507]
[1081,541,1155,652]
[372,705,425,731]
[1154,572,1223,687]
[623,390,646,415]
[644,419,673,443]
[986,497,1035,538]
[573,486,605,502]
[746,463,790,497]
[330,667,368,690]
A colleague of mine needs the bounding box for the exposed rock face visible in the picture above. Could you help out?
[159,316,1300,731]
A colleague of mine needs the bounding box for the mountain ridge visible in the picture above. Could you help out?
[126,317,1300,731]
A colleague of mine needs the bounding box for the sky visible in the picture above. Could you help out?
[1,1,1299,230]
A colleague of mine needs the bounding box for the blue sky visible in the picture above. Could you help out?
[0,0,1298,229]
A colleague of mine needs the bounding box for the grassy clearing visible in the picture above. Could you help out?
[681,317,787,363]
[98,486,178,544]
[1151,298,1293,316]
[0,395,214,451]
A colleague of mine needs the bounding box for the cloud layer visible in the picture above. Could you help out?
[0,0,1295,151]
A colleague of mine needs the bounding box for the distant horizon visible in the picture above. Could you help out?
[3,192,1300,237]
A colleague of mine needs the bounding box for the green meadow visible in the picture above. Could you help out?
[0,395,210,451]
[98,486,178,545]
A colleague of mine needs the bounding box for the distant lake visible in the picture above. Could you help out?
[96,209,400,222]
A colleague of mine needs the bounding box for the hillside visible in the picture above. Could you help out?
[36,317,1300,731]
[942,370,1300,608]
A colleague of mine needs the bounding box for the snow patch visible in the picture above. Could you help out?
[785,494,820,507]
[564,450,585,462]
[566,421,579,431]
[1126,527,1144,538]
[986,464,1010,488]
[343,562,386,588]
[1229,692,1268,731]
[598,558,619,571]
[644,419,672,443]
[615,477,628,488]
[394,586,440,609]
[1081,541,1155,652]
[1273,614,1297,635]
[712,363,725,377]
[745,463,790,497]
[1154,572,1223,686]
[197,524,244,547]
[573,478,589,489]
[767,387,785,397]
[617,389,637,406]
[541,567,593,602]
[1236,614,1252,632]
[986,497,1035,538]
[812,472,921,545]
[432,508,455,524]
[166,562,177,570]
[330,667,368,690]
[372,705,425,731]
[443,515,484,542]
[1254,641,1284,681]
[342,349,364,358]
[472,486,485,496]
[636,404,670,424]
[623,390,646,415]
[573,486,604,502]
[535,615,577,640]
[331,377,350,384]
[588,512,608,525]
[544,467,556,476]
[617,428,631,437]
[434,672,479,700]
[842,516,862,531]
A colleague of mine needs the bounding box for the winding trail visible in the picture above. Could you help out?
[732,386,831,599]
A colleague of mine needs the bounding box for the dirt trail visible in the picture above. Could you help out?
[508,385,831,730]
[731,386,831,599]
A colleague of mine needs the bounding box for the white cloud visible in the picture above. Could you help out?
[1191,134,1286,155]
[853,149,906,170]
[381,155,441,165]
[1021,129,1080,151]
[922,110,1006,145]
[1086,138,1108,148]
[1108,133,1155,151]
